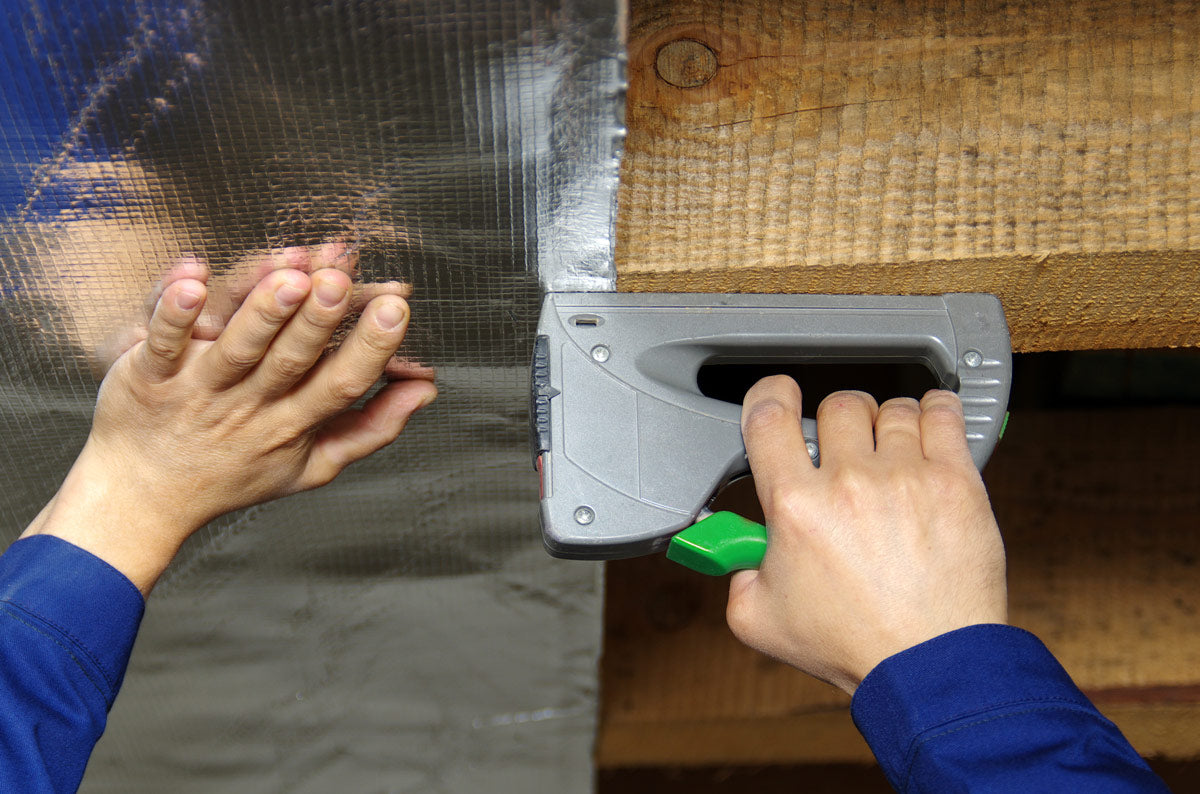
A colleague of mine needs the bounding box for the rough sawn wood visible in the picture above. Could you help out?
[617,0,1200,351]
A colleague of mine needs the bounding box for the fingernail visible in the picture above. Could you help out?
[276,283,307,307]
[316,279,347,307]
[176,289,203,310]
[376,301,407,331]
[418,388,438,408]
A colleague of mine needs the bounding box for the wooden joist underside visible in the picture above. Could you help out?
[598,408,1200,766]
[617,0,1200,351]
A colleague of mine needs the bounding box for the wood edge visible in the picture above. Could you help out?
[616,251,1200,352]
[597,711,873,767]
[598,698,1200,767]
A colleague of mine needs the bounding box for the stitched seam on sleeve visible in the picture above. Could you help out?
[0,598,119,691]
[900,702,1108,792]
[0,604,113,706]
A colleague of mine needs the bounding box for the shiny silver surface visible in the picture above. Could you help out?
[0,0,624,789]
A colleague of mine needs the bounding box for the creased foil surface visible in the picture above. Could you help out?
[0,0,624,790]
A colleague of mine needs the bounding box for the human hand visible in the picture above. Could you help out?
[198,241,413,336]
[23,263,437,595]
[93,242,429,380]
[724,377,1007,694]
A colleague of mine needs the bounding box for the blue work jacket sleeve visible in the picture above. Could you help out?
[851,624,1170,793]
[0,535,144,793]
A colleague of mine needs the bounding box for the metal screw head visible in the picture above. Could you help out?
[963,349,984,368]
[805,440,819,460]
[591,345,610,363]
[574,506,595,525]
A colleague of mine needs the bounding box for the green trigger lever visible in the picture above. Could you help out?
[666,511,768,576]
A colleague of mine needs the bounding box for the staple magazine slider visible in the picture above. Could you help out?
[531,293,1012,575]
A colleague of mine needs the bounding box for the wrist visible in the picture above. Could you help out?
[22,441,199,595]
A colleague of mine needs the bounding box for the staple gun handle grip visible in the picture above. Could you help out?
[666,512,768,575]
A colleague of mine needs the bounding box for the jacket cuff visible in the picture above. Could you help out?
[0,535,145,706]
[850,624,1093,781]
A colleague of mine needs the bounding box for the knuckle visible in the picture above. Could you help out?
[327,374,369,404]
[879,397,921,417]
[921,389,962,412]
[828,466,872,510]
[762,482,804,526]
[251,293,291,324]
[359,324,402,356]
[885,465,923,500]
[158,305,192,329]
[744,375,799,407]
[742,398,792,437]
[300,305,344,328]
[144,335,181,362]
[758,374,800,394]
[831,464,868,494]
[220,345,262,371]
[924,401,966,429]
[819,389,874,417]
[267,351,315,381]
[266,422,304,450]
[876,398,921,429]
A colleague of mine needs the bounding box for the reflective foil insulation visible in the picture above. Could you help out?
[0,0,624,790]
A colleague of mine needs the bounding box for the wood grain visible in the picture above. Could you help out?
[598,408,1200,765]
[617,0,1200,351]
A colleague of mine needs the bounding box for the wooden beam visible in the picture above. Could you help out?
[597,408,1200,766]
[617,0,1200,352]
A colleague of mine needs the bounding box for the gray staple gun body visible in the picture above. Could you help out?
[531,293,1012,560]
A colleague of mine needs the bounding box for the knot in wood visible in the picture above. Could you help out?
[655,39,718,88]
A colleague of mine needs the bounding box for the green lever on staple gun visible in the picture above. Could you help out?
[666,512,768,576]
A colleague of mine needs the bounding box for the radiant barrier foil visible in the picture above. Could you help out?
[0,0,625,790]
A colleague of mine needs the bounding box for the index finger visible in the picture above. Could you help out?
[741,376,815,513]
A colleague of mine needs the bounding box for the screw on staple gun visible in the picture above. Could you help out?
[531,293,1012,575]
